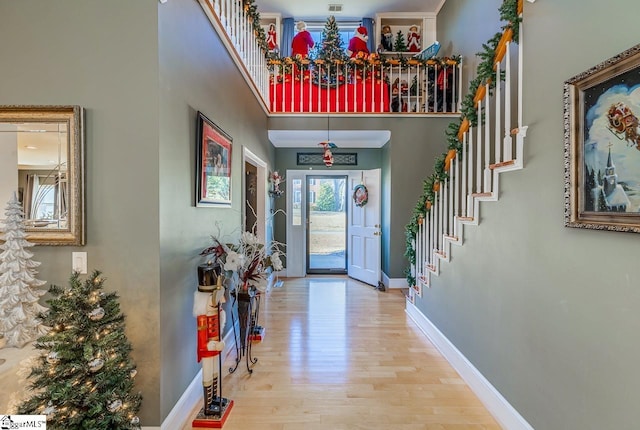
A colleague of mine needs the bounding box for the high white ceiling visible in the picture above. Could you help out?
[255,0,445,20]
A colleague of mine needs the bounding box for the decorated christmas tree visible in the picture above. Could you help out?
[18,271,142,430]
[317,15,346,61]
[394,30,407,52]
[0,193,49,348]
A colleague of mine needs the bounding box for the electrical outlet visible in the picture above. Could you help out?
[72,252,87,274]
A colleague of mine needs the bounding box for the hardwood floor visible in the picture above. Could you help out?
[184,276,500,429]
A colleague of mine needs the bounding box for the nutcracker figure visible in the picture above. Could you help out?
[192,263,234,427]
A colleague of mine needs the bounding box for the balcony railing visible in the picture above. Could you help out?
[198,0,462,115]
[268,56,462,114]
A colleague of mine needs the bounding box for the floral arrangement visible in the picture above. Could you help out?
[200,229,284,294]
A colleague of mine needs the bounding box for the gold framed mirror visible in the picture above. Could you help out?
[0,106,85,245]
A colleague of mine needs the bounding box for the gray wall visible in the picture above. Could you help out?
[269,116,452,278]
[0,0,161,424]
[158,0,271,423]
[0,0,273,426]
[0,0,160,424]
[420,1,640,429]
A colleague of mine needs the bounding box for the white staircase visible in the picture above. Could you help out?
[409,0,528,299]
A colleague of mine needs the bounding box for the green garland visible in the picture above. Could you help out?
[404,0,522,289]
[268,55,461,75]
[243,0,269,53]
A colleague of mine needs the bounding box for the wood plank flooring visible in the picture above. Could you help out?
[184,276,500,429]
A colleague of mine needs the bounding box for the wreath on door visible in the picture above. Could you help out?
[353,184,368,207]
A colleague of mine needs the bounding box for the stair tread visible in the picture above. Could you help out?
[489,159,516,169]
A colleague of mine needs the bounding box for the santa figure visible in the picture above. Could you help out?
[407,25,421,52]
[346,26,369,58]
[266,23,278,52]
[291,21,314,58]
[193,264,228,417]
[319,142,337,167]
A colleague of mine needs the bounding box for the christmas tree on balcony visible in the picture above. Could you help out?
[394,30,407,52]
[314,15,347,88]
[18,271,142,429]
[317,15,346,61]
[0,192,49,348]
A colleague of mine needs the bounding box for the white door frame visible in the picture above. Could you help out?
[286,169,380,279]
[242,147,267,244]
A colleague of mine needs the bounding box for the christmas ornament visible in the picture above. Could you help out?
[107,399,123,413]
[88,358,105,372]
[42,402,57,419]
[47,351,60,364]
[130,369,138,379]
[318,141,337,167]
[89,307,105,321]
[131,416,140,425]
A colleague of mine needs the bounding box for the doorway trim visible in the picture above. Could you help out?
[305,174,348,275]
[286,169,379,279]
[242,147,267,243]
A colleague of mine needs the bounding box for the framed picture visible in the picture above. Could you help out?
[196,111,232,207]
[564,43,640,233]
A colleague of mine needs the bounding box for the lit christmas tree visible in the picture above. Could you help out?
[317,15,346,61]
[0,192,49,348]
[18,271,142,430]
[394,30,407,52]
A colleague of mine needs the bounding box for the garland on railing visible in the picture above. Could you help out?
[404,0,523,288]
[268,53,461,72]
[242,0,269,52]
[267,53,461,86]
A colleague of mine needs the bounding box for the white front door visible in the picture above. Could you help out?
[347,168,381,286]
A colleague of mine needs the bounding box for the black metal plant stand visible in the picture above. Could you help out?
[229,287,261,374]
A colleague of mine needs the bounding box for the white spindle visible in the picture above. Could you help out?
[503,42,512,161]
[379,64,384,112]
[437,186,442,251]
[454,154,460,236]
[443,178,449,237]
[494,61,502,164]
[429,203,434,265]
[425,66,431,112]
[518,22,524,129]
[411,239,416,279]
[449,161,454,235]
[467,128,474,217]
[461,133,467,217]
[484,83,492,192]
[352,65,357,113]
[457,62,463,112]
[416,222,421,282]
[434,66,440,112]
[476,102,482,193]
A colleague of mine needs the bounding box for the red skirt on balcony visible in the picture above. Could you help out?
[270,80,390,113]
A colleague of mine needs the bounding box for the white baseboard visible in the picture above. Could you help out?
[382,272,408,289]
[158,326,237,430]
[405,300,534,430]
